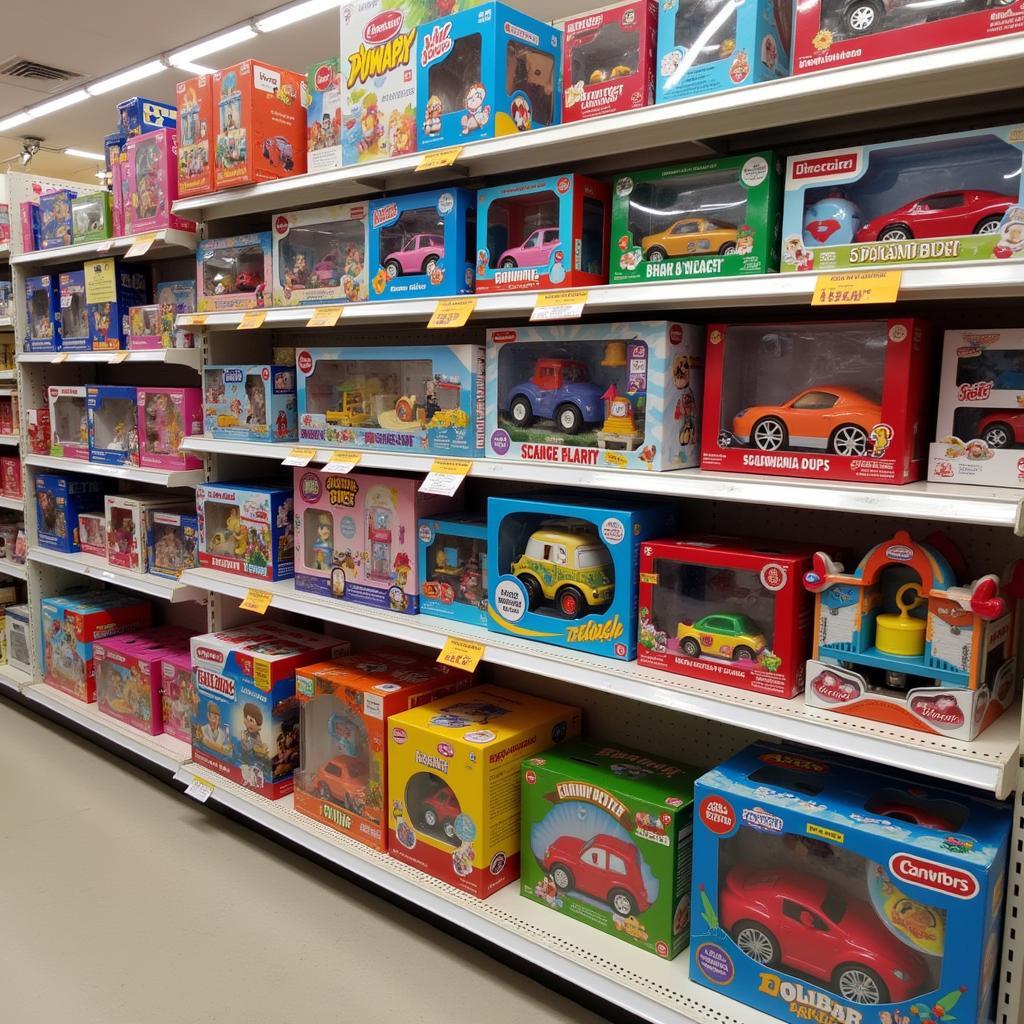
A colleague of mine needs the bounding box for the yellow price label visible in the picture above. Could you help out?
[240,588,273,614]
[639,572,660,585]
[437,636,484,673]
[282,446,318,467]
[182,314,208,327]
[429,457,473,476]
[51,353,69,363]
[323,451,362,473]
[109,350,131,364]
[530,289,589,321]
[812,270,902,306]
[125,232,158,258]
[306,306,343,328]
[238,310,267,330]
[428,297,476,329]
[416,146,463,172]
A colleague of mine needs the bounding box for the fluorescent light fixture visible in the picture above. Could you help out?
[27,89,89,118]
[64,148,106,161]
[255,0,340,33]
[0,112,32,133]
[168,25,257,66]
[87,59,166,96]
[174,61,217,76]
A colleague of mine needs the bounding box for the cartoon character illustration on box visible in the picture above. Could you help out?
[196,700,232,755]
[239,702,270,767]
[802,191,862,246]
[313,513,333,570]
[461,83,490,134]
[47,618,85,695]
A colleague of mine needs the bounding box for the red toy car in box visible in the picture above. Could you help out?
[310,754,368,810]
[421,783,460,839]
[853,190,1014,244]
[540,833,652,917]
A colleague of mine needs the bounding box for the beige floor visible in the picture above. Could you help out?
[0,697,608,1024]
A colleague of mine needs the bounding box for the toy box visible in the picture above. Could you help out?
[78,512,106,557]
[701,319,933,484]
[690,743,1011,1024]
[521,738,699,958]
[196,481,295,582]
[20,200,39,252]
[138,387,203,471]
[106,493,193,573]
[0,281,11,318]
[418,513,488,627]
[24,274,62,352]
[87,385,139,466]
[196,233,272,311]
[104,131,126,174]
[39,189,76,250]
[191,623,347,798]
[656,0,788,104]
[781,125,1024,274]
[486,321,703,472]
[71,193,112,244]
[124,128,195,235]
[475,174,610,293]
[214,60,306,190]
[562,0,657,124]
[367,188,475,300]
[84,258,148,350]
[929,329,1024,488]
[487,492,677,660]
[388,684,581,897]
[161,648,196,743]
[202,364,297,442]
[128,304,161,348]
[117,97,176,137]
[58,271,89,351]
[416,1,562,151]
[293,468,459,611]
[147,509,199,579]
[305,58,342,174]
[610,153,782,284]
[111,149,127,237]
[5,604,31,676]
[0,457,21,499]
[48,386,88,461]
[155,277,199,349]
[42,590,151,701]
[272,203,368,306]
[0,395,15,436]
[28,407,51,455]
[638,536,822,697]
[36,472,103,552]
[176,75,215,198]
[803,529,1023,739]
[294,649,474,850]
[295,344,484,455]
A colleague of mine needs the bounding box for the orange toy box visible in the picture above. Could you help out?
[213,61,307,190]
[294,649,475,851]
[176,75,215,198]
[388,685,581,898]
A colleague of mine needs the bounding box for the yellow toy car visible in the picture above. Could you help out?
[677,612,765,662]
[216,413,240,428]
[641,218,738,261]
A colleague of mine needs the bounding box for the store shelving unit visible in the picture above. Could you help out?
[24,454,204,488]
[17,349,202,370]
[9,228,197,268]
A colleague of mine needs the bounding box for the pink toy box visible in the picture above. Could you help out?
[48,385,88,461]
[161,648,196,743]
[293,468,460,613]
[124,129,196,235]
[138,387,203,471]
[78,512,107,557]
[1,456,21,499]
[106,492,194,573]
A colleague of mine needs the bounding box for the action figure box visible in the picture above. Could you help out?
[0,456,21,499]
[418,513,488,628]
[147,509,199,580]
[521,738,700,958]
[202,364,297,442]
[48,385,89,461]
[58,271,89,351]
[124,128,195,234]
[117,97,176,137]
[35,472,103,553]
[137,386,203,471]
[78,512,106,557]
[161,648,196,743]
[388,684,581,897]
[176,75,215,198]
[85,258,148,351]
[71,192,113,245]
[106,492,192,573]
[39,189,76,250]
[87,385,139,467]
[28,407,51,454]
[24,274,62,352]
[305,57,342,174]
[196,233,272,311]
[690,743,1011,1024]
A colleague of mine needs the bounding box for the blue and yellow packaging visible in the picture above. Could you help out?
[418,513,488,628]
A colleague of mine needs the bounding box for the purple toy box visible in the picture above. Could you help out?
[124,129,196,235]
[138,386,203,471]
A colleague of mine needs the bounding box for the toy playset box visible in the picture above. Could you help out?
[929,329,1024,489]
[487,491,676,660]
[656,0,789,104]
[638,536,822,698]
[124,129,195,235]
[58,271,89,351]
[213,60,307,190]
[305,58,342,174]
[129,304,189,350]
[562,0,657,124]
[416,1,562,151]
[521,738,699,958]
[418,513,488,628]
[137,387,203,472]
[176,75,214,198]
[202,364,297,442]
[486,321,703,472]
[161,648,196,743]
[24,274,62,352]
[5,604,31,677]
[701,319,933,485]
[294,649,475,850]
[296,344,484,455]
[367,188,476,300]
[196,481,294,582]
[154,277,200,350]
[84,258,149,351]
[271,202,368,306]
[71,193,112,244]
[475,174,610,293]
[197,233,272,311]
[28,407,52,455]
[20,201,40,253]
[0,457,22,500]
[87,385,139,467]
[106,493,193,574]
[117,97,176,137]
[36,473,103,553]
[293,467,459,612]
[48,385,88,461]
[42,591,151,702]
[388,684,581,897]
[191,623,348,798]
[147,509,199,580]
[610,153,782,284]
[690,743,1011,1024]
[781,124,1024,273]
[39,189,75,250]
[78,512,106,557]
[803,529,1023,740]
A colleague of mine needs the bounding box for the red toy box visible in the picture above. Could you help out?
[176,75,215,198]
[28,407,51,455]
[0,457,21,499]
[701,318,933,484]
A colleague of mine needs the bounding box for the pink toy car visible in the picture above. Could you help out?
[384,234,444,278]
[497,227,560,269]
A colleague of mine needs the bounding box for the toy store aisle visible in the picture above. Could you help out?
[0,698,608,1024]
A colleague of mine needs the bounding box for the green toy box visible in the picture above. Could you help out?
[71,193,113,245]
[520,738,700,959]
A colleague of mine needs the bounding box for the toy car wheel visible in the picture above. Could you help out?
[751,416,788,451]
[974,215,1004,235]
[877,223,912,241]
[733,645,755,662]
[384,259,401,279]
[443,819,457,839]
[834,964,888,1006]
[557,586,587,619]
[556,403,584,434]
[983,421,1014,448]
[509,396,534,428]
[732,920,780,966]
[718,242,737,255]
[645,247,667,262]
[422,256,439,274]
[843,0,882,33]
[550,864,574,892]
[829,424,870,457]
[517,574,543,610]
[500,257,518,269]
[423,808,439,828]
[681,637,702,658]
[610,889,637,917]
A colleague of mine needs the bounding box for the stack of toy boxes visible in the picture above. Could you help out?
[388,684,582,896]
[418,513,488,628]
[124,129,195,234]
[294,649,475,850]
[35,473,103,552]
[106,492,194,574]
[87,385,139,466]
[5,604,31,676]
[690,743,1011,1024]
[177,75,214,198]
[305,58,341,174]
[137,387,203,471]
[39,189,76,249]
[58,272,90,350]
[42,590,152,702]
[190,623,349,798]
[84,258,148,350]
[71,193,113,245]
[24,275,62,351]
[147,509,199,579]
[202,363,297,441]
[196,233,272,311]
[47,386,88,461]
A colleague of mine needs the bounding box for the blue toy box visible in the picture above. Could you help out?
[295,344,484,455]
[305,57,341,174]
[117,96,177,136]
[202,364,298,442]
[58,271,89,350]
[147,509,199,580]
[85,258,148,351]
[368,188,476,300]
[35,472,104,552]
[87,385,140,466]
[487,492,676,659]
[24,274,62,351]
[104,131,127,174]
[39,189,76,250]
[418,513,488,627]
[690,743,1011,1024]
[656,0,788,105]
[415,1,562,151]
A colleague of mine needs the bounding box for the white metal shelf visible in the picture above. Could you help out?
[24,454,204,488]
[0,663,31,692]
[0,559,28,581]
[182,566,1020,797]
[17,349,202,371]
[0,434,19,446]
[0,368,17,380]
[0,317,12,332]
[0,495,24,512]
[10,228,197,267]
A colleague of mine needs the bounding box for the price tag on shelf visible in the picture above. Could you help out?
[323,451,362,473]
[306,306,343,328]
[530,289,589,322]
[282,446,318,467]
[109,351,131,364]
[427,297,476,329]
[238,310,267,330]
[437,636,484,673]
[51,353,68,364]
[416,146,463,172]
[240,588,273,615]
[125,232,158,258]
[811,270,901,306]
[173,766,216,802]
[180,314,207,327]
[419,457,473,496]
[96,239,115,253]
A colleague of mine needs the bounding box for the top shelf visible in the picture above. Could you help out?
[172,35,1024,222]
[11,229,197,268]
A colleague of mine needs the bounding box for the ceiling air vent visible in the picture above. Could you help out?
[0,58,81,84]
